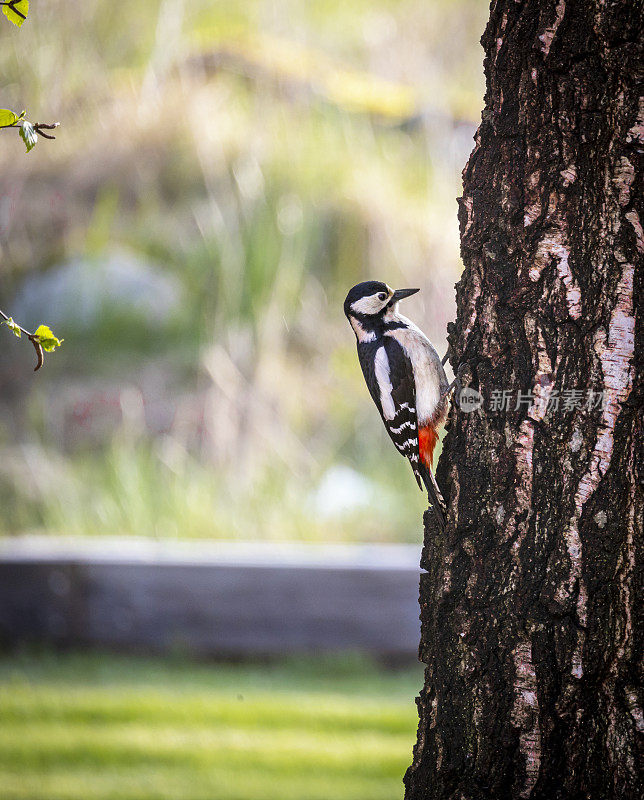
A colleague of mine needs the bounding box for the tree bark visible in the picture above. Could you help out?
[405,1,642,798]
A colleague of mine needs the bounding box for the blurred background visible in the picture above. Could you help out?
[0,0,486,797]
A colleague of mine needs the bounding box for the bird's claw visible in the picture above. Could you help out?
[441,361,467,403]
[453,362,467,401]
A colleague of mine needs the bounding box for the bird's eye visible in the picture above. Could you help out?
[378,292,387,301]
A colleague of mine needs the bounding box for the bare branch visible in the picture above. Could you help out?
[33,122,59,140]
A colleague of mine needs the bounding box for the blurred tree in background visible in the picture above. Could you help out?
[0,0,486,542]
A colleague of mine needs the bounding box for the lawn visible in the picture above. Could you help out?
[0,650,423,800]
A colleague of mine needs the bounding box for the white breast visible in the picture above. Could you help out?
[384,314,447,425]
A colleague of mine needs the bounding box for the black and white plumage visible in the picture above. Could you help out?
[344,280,449,524]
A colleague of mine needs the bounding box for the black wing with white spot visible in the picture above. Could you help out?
[381,337,422,481]
[357,338,422,487]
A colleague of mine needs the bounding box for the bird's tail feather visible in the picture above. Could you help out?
[418,462,446,529]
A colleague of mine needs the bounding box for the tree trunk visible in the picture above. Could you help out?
[405,1,642,798]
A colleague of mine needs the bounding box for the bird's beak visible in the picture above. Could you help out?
[390,287,420,303]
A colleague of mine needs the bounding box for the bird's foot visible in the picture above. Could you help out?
[440,361,467,403]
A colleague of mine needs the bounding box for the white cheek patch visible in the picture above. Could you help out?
[374,346,396,420]
[351,293,388,316]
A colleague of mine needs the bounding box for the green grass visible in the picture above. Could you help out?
[0,651,423,800]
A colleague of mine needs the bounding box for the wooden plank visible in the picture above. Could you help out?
[0,538,422,658]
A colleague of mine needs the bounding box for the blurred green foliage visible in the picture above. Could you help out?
[0,650,423,800]
[0,0,486,541]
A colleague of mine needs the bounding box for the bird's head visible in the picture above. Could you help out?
[344,281,419,336]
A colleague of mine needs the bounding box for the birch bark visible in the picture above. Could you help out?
[405,1,642,797]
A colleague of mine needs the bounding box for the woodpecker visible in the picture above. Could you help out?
[344,280,449,526]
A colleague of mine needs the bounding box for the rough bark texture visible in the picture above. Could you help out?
[405,1,642,798]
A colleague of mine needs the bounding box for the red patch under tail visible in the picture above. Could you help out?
[418,425,438,470]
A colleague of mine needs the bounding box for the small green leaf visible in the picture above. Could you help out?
[0,108,19,128]
[3,317,21,337]
[19,119,37,152]
[2,0,29,27]
[34,324,63,352]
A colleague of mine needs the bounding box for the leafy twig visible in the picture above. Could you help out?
[0,3,62,373]
[0,120,60,137]
[1,1,27,24]
[6,119,59,135]
[0,109,59,151]
[0,309,63,371]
